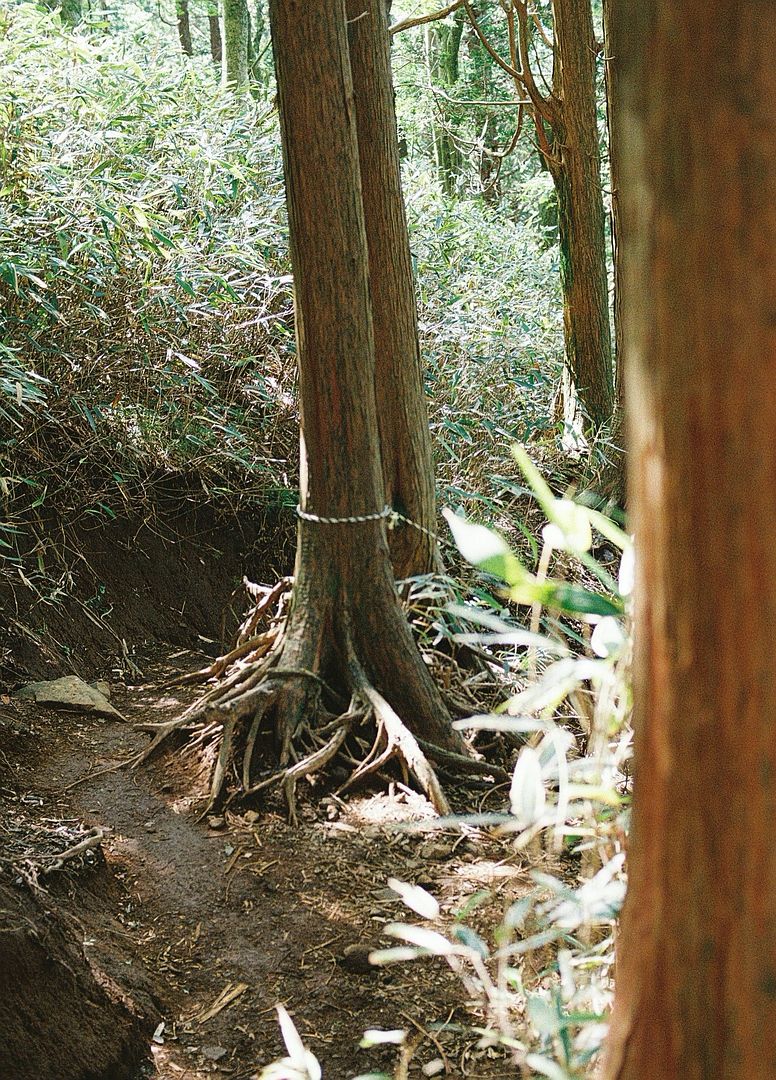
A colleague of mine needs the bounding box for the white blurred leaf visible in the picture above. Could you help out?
[388,878,439,920]
[384,923,455,955]
[442,508,509,565]
[509,747,546,826]
[618,544,635,596]
[359,1029,406,1048]
[590,616,626,658]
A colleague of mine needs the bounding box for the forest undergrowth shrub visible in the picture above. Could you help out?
[259,452,632,1080]
[1,3,572,627]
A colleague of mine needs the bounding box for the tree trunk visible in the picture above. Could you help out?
[208,2,222,64]
[600,0,626,502]
[176,0,194,56]
[346,0,439,578]
[424,13,464,196]
[59,0,81,26]
[603,4,776,1079]
[249,0,267,84]
[222,0,250,89]
[548,0,614,432]
[267,0,462,764]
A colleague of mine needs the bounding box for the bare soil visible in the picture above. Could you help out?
[0,507,534,1079]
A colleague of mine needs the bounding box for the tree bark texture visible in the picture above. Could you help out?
[603,4,776,1079]
[346,0,439,578]
[59,0,81,26]
[208,2,223,64]
[424,14,464,196]
[548,0,614,431]
[176,0,194,56]
[267,0,460,755]
[222,0,249,89]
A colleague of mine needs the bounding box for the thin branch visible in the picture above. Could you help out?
[463,0,523,80]
[390,0,463,36]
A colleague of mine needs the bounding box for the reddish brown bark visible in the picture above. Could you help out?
[176,0,193,56]
[550,0,614,432]
[208,6,222,64]
[346,0,438,578]
[603,4,776,1078]
[267,0,461,757]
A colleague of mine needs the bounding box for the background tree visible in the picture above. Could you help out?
[175,0,193,56]
[465,0,614,433]
[222,0,249,89]
[347,0,439,578]
[424,9,465,195]
[603,4,776,1077]
[58,0,81,26]
[207,0,222,63]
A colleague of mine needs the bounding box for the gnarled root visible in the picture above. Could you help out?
[134,577,466,822]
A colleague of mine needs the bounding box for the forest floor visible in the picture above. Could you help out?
[2,641,537,1079]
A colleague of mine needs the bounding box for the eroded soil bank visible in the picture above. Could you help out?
[1,508,527,1078]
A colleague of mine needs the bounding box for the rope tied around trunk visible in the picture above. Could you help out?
[295,503,440,542]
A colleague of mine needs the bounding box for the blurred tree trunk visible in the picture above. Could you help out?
[600,0,625,501]
[603,4,776,1078]
[208,1,222,64]
[346,0,439,578]
[176,0,194,56]
[266,0,462,761]
[222,0,249,89]
[59,0,81,26]
[424,9,465,195]
[249,0,267,84]
[548,0,614,433]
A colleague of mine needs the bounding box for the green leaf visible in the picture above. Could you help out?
[452,925,490,958]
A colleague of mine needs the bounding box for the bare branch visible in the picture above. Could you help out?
[390,0,463,36]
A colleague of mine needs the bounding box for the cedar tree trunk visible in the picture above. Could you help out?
[208,2,223,64]
[548,0,614,432]
[267,0,461,762]
[603,4,776,1078]
[222,0,249,89]
[346,0,439,578]
[424,14,464,196]
[176,0,193,56]
[59,0,81,26]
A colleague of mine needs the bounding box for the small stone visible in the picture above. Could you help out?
[201,1046,228,1062]
[207,816,226,831]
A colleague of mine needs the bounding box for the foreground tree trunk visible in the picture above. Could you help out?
[136,0,473,818]
[346,0,439,577]
[549,0,614,432]
[222,0,249,89]
[603,4,776,1079]
[176,0,193,56]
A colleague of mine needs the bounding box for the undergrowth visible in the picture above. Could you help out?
[1,1,568,577]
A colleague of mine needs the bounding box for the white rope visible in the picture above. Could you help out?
[296,504,392,525]
[295,504,448,547]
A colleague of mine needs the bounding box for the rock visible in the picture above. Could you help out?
[14,677,125,720]
[201,1046,228,1062]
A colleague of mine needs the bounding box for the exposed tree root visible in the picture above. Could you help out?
[132,574,509,821]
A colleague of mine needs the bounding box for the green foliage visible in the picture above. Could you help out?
[369,457,633,1075]
[0,2,293,548]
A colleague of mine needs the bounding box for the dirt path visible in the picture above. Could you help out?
[7,648,528,1079]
